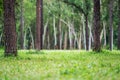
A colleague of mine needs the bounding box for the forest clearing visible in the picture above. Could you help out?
[0,50,120,80]
[0,0,120,80]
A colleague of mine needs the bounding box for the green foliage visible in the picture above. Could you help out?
[0,50,120,80]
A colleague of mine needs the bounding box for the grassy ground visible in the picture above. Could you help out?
[0,50,120,80]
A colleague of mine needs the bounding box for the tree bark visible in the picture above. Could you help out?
[35,0,43,50]
[118,0,120,49]
[109,0,114,51]
[93,0,101,52]
[20,0,24,49]
[3,0,17,56]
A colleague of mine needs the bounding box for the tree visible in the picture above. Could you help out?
[62,0,91,50]
[20,0,24,49]
[118,0,120,49]
[35,0,43,50]
[93,0,101,52]
[3,0,17,56]
[109,0,114,51]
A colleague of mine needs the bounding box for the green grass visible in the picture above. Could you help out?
[0,50,120,80]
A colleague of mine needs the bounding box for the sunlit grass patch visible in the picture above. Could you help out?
[0,50,120,80]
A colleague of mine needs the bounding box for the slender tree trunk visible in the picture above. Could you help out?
[68,21,73,49]
[93,0,101,52]
[64,31,68,49]
[0,33,3,46]
[103,22,106,47]
[118,0,120,49]
[59,21,62,49]
[88,22,92,50]
[3,0,17,56]
[82,15,86,50]
[45,24,50,49]
[28,27,34,49]
[43,20,49,48]
[53,17,57,49]
[78,27,82,50]
[85,15,89,50]
[35,0,43,50]
[20,0,24,49]
[109,0,114,51]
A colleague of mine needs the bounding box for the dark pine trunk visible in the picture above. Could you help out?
[93,0,101,52]
[118,0,120,49]
[35,0,43,50]
[3,0,17,56]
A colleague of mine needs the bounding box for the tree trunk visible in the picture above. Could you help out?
[78,27,82,50]
[109,0,114,51]
[68,21,73,49]
[82,15,86,50]
[88,22,92,50]
[103,22,106,47]
[93,0,101,52]
[85,15,89,51]
[53,17,57,49]
[20,0,24,49]
[35,0,43,50]
[43,20,49,48]
[118,0,120,49]
[28,27,34,49]
[3,0,17,56]
[64,31,68,49]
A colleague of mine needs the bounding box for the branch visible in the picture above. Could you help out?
[62,0,85,15]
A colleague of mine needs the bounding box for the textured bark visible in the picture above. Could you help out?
[3,0,17,56]
[35,0,43,50]
[118,0,120,49]
[20,0,24,49]
[109,0,114,51]
[93,0,101,52]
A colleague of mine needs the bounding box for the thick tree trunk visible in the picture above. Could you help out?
[20,0,24,49]
[109,0,114,51]
[3,0,17,56]
[35,0,43,50]
[93,0,101,52]
[118,0,120,49]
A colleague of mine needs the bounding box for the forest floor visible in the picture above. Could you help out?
[0,50,120,80]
